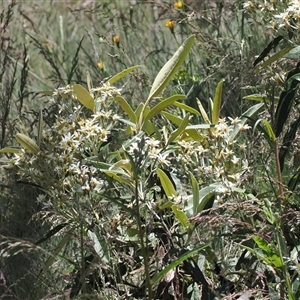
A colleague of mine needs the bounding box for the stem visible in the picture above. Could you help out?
[273,139,284,202]
[276,229,294,300]
[134,178,153,299]
[75,191,86,294]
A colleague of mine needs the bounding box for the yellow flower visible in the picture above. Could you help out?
[174,1,183,9]
[112,35,120,48]
[166,20,175,33]
[97,60,105,70]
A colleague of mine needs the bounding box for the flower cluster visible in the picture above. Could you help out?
[127,135,171,169]
[11,84,122,209]
[126,116,252,204]
[177,118,252,202]
[244,0,300,38]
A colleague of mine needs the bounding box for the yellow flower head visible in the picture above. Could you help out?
[174,1,184,9]
[97,60,105,70]
[166,20,175,33]
[112,35,120,48]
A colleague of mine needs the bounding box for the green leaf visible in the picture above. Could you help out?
[252,236,283,268]
[211,79,224,124]
[151,244,208,285]
[115,95,136,123]
[275,65,300,137]
[143,119,158,136]
[85,160,111,170]
[156,168,176,198]
[255,47,294,73]
[171,204,190,228]
[288,168,300,191]
[87,230,110,263]
[197,98,211,124]
[103,170,133,185]
[0,157,11,163]
[108,65,141,85]
[190,172,200,216]
[174,101,200,115]
[144,94,186,123]
[243,94,279,104]
[35,223,68,245]
[118,118,136,128]
[167,113,190,145]
[253,36,284,66]
[283,45,300,60]
[196,184,217,213]
[135,103,144,120]
[73,84,95,110]
[15,133,39,153]
[161,112,202,140]
[229,103,264,142]
[124,151,138,181]
[263,119,276,141]
[186,124,215,130]
[111,159,132,175]
[147,35,195,101]
[162,111,183,125]
[286,73,300,88]
[0,147,21,154]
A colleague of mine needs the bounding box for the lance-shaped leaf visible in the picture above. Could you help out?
[15,133,39,153]
[211,79,224,124]
[104,170,133,186]
[143,119,159,136]
[156,168,176,198]
[284,45,300,60]
[279,117,300,172]
[243,94,279,104]
[0,147,21,154]
[197,98,210,124]
[108,65,141,85]
[174,101,200,115]
[288,169,300,191]
[162,112,201,141]
[255,47,294,73]
[167,113,190,145]
[147,35,195,101]
[171,204,190,228]
[196,184,217,214]
[144,94,186,123]
[73,84,95,110]
[189,172,200,216]
[115,95,136,123]
[275,62,300,137]
[263,119,276,142]
[151,244,208,285]
[242,236,283,268]
[35,223,69,245]
[253,35,283,66]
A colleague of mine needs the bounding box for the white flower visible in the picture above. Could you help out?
[231,156,240,165]
[155,152,170,166]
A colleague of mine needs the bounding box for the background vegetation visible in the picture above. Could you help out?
[1,0,300,299]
